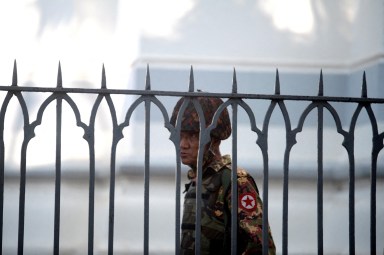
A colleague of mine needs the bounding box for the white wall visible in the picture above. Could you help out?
[136,0,384,70]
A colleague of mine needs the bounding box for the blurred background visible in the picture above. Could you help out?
[0,0,383,254]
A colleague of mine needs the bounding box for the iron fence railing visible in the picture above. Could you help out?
[0,61,383,255]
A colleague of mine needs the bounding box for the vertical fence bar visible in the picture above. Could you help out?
[194,98,205,254]
[110,129,119,255]
[0,61,18,252]
[346,126,356,255]
[85,65,104,255]
[87,92,106,255]
[231,70,238,255]
[86,68,103,255]
[53,96,63,255]
[186,68,204,254]
[0,108,3,253]
[174,141,181,255]
[262,138,270,255]
[193,102,205,255]
[277,70,291,255]
[362,73,378,255]
[317,73,324,255]
[282,134,289,255]
[172,94,189,255]
[143,67,151,255]
[108,134,116,254]
[107,66,116,255]
[53,64,63,255]
[13,60,25,255]
[275,71,289,255]
[172,96,182,255]
[347,82,364,255]
[231,101,238,255]
[0,61,17,252]
[370,154,377,255]
[317,104,324,255]
[17,127,28,255]
[88,135,95,255]
[143,98,151,255]
[348,142,355,255]
[257,98,272,255]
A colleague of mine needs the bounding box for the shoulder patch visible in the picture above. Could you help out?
[239,192,257,211]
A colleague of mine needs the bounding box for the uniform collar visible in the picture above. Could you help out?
[206,154,231,172]
[186,154,232,181]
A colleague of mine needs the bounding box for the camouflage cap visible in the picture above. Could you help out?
[170,97,231,140]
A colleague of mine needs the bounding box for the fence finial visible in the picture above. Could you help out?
[101,64,107,89]
[361,71,367,98]
[12,59,18,86]
[232,68,237,93]
[318,69,323,96]
[145,64,151,90]
[274,69,280,95]
[57,62,62,88]
[188,66,194,92]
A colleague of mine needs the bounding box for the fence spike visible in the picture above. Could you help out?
[274,69,280,95]
[232,68,237,93]
[188,66,194,92]
[318,69,323,96]
[101,64,107,89]
[57,62,62,88]
[361,71,367,98]
[145,64,151,90]
[12,59,18,86]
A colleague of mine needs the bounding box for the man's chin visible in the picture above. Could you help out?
[181,160,196,168]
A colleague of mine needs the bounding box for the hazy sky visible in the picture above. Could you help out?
[0,0,321,87]
[0,0,198,88]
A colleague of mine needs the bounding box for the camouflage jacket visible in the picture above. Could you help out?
[181,155,276,255]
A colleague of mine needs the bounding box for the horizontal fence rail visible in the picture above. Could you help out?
[0,62,383,255]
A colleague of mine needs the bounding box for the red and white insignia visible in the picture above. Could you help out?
[240,193,256,211]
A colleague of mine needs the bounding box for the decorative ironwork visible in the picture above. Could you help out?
[0,61,383,255]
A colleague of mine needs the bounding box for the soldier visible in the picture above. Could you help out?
[170,96,276,255]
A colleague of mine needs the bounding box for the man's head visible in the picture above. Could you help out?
[170,97,231,167]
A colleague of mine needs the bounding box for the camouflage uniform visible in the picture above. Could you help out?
[171,96,275,254]
[181,155,276,255]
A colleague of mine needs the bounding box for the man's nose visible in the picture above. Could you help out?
[180,136,189,148]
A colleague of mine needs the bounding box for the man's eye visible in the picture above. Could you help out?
[180,132,199,141]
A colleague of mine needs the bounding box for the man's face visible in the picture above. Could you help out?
[179,131,200,167]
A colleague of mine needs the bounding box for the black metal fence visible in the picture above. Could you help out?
[0,62,383,255]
